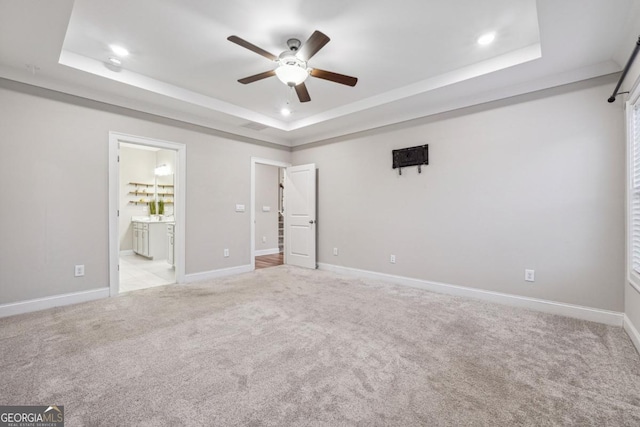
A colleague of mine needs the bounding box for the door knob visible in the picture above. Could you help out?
[309,220,315,224]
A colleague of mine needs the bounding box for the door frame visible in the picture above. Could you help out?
[250,157,291,270]
[108,131,187,296]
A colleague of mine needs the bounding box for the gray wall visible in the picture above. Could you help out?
[292,78,626,312]
[255,164,280,253]
[0,79,290,304]
[0,75,631,317]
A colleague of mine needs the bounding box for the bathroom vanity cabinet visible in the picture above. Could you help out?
[132,220,169,260]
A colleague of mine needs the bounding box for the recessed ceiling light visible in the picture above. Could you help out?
[108,57,122,66]
[280,107,291,116]
[477,32,496,46]
[109,44,129,57]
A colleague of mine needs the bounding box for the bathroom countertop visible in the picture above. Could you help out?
[131,216,175,223]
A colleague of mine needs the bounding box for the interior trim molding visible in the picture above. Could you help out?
[184,264,252,284]
[318,263,624,327]
[0,288,110,319]
[0,77,290,149]
[291,71,620,149]
[255,248,281,256]
[624,315,640,354]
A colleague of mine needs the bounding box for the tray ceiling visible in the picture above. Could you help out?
[0,0,638,146]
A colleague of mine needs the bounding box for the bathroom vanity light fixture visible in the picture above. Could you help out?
[154,164,171,176]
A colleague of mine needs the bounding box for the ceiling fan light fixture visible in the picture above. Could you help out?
[228,30,357,103]
[275,64,309,86]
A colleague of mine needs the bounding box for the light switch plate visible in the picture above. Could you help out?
[525,269,535,282]
[74,265,85,277]
[262,206,271,212]
[235,204,245,212]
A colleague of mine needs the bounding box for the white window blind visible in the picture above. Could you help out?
[632,102,640,274]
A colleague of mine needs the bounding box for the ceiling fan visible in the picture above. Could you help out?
[227,30,358,103]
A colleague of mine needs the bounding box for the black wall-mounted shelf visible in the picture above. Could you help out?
[392,144,428,175]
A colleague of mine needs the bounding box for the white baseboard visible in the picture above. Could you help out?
[255,248,281,256]
[0,287,110,318]
[624,315,640,354]
[318,263,624,327]
[184,264,253,283]
[119,249,134,256]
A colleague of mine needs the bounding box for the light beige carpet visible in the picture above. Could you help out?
[1,265,639,426]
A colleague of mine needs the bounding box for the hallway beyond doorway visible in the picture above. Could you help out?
[255,253,284,269]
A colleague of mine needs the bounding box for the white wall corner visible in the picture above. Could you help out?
[184,264,253,284]
[318,263,624,327]
[0,288,110,319]
[624,314,640,355]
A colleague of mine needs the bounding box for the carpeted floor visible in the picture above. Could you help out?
[1,265,639,426]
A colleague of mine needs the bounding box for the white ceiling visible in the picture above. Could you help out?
[1,0,639,147]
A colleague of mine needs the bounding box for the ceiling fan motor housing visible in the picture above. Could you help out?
[286,38,301,51]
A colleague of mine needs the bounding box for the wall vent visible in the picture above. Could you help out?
[241,121,269,131]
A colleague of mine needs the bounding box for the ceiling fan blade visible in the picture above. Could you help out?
[238,70,276,84]
[310,68,358,87]
[227,35,277,61]
[296,31,330,61]
[295,82,311,103]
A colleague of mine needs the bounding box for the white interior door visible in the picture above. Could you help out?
[285,164,316,269]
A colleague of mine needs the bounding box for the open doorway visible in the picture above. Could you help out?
[118,143,176,292]
[108,132,186,296]
[251,158,290,270]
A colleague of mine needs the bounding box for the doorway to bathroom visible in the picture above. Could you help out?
[118,143,176,292]
[108,132,186,296]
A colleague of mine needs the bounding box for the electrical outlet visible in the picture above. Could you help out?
[390,254,396,264]
[74,264,85,277]
[224,248,229,257]
[262,236,267,243]
[525,269,535,282]
[333,247,339,256]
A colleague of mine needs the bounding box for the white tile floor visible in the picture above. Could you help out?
[119,253,175,293]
